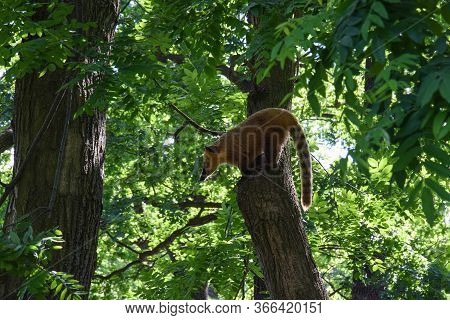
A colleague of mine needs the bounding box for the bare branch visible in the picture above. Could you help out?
[168,104,223,136]
[0,126,13,154]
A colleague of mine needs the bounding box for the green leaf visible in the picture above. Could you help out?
[343,108,361,127]
[55,283,63,295]
[417,74,440,106]
[308,93,321,116]
[439,75,450,103]
[361,18,370,41]
[368,158,378,168]
[393,146,421,171]
[421,188,437,226]
[407,179,423,207]
[60,288,68,300]
[270,41,283,60]
[423,144,449,164]
[38,68,47,78]
[432,111,448,140]
[50,280,58,290]
[397,133,421,154]
[424,160,450,178]
[23,226,33,242]
[369,14,384,27]
[372,2,388,19]
[10,232,21,245]
[279,92,293,107]
[425,178,450,201]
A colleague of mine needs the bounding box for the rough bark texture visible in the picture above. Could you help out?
[253,275,270,300]
[237,61,328,299]
[0,0,118,299]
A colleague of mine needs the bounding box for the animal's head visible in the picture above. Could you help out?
[200,145,221,181]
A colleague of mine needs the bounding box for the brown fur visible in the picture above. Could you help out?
[201,108,312,210]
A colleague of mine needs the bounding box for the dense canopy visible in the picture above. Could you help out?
[0,0,448,300]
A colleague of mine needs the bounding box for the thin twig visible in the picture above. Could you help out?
[234,256,249,300]
[168,104,223,136]
[311,153,339,216]
[106,230,141,255]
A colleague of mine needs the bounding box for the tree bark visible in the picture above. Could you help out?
[0,0,118,299]
[237,60,328,299]
[253,275,270,300]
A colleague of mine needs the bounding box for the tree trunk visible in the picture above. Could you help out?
[0,0,118,299]
[237,61,328,299]
[253,275,270,300]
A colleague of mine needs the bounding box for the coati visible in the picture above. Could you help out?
[200,108,312,210]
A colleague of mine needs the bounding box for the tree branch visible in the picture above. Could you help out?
[216,64,253,92]
[106,230,141,255]
[95,213,218,280]
[168,104,223,136]
[154,46,252,93]
[173,121,188,142]
[322,277,350,300]
[178,201,222,209]
[154,50,185,64]
[0,126,13,155]
[139,213,217,260]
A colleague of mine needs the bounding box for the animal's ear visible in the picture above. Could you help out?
[205,145,219,153]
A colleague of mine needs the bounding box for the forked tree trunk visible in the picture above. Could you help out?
[0,0,118,299]
[237,61,328,299]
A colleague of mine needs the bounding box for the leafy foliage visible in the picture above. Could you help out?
[0,0,448,299]
[0,227,85,299]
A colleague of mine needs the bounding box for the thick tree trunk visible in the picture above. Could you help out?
[0,0,118,299]
[237,61,328,299]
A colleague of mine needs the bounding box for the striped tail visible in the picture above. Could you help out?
[290,125,312,210]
